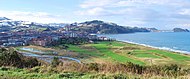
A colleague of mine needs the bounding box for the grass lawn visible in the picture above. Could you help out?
[132,50,161,58]
[67,45,101,57]
[91,42,145,65]
[133,53,161,58]
[108,41,126,47]
[148,50,190,61]
[65,41,190,66]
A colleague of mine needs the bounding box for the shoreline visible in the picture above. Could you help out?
[117,40,190,55]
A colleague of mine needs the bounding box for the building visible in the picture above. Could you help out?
[88,34,98,40]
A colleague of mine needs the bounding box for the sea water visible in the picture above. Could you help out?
[102,32,190,54]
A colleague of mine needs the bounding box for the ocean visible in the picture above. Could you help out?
[102,32,190,54]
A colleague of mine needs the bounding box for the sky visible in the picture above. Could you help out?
[1,0,190,29]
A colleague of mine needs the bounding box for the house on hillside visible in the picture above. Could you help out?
[29,37,53,46]
[88,34,98,40]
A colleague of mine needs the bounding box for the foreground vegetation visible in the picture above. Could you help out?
[0,48,39,68]
[1,64,190,79]
[0,61,190,79]
[1,41,190,79]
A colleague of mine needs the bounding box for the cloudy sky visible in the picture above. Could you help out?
[1,0,190,29]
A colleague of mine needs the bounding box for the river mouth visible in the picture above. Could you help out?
[19,47,58,55]
[17,47,81,63]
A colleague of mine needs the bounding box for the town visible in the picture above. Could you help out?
[0,23,113,47]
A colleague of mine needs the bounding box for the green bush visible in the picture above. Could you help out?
[0,48,40,68]
[51,57,61,67]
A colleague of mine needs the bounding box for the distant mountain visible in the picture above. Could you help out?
[147,28,158,32]
[0,17,68,32]
[173,28,189,32]
[0,18,153,34]
[71,20,150,34]
[0,17,10,21]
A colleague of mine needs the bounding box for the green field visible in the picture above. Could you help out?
[133,53,161,58]
[148,50,190,61]
[66,41,190,66]
[91,42,145,65]
[67,44,101,57]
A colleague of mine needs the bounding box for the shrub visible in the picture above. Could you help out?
[87,63,99,71]
[0,48,40,68]
[51,57,61,67]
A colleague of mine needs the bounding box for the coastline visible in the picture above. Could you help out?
[99,32,190,55]
[117,40,190,55]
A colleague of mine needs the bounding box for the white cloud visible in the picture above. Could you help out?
[78,7,106,16]
[0,10,64,23]
[179,9,190,15]
[78,0,190,29]
[80,0,184,8]
[80,0,114,8]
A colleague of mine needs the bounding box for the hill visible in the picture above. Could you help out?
[0,17,10,21]
[73,20,150,34]
[0,17,65,32]
[173,28,189,32]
